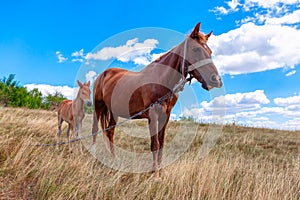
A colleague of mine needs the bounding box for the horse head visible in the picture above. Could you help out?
[77,80,92,107]
[184,23,222,91]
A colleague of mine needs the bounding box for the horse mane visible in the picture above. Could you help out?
[154,31,208,63]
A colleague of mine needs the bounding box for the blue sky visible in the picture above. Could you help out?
[1,0,300,130]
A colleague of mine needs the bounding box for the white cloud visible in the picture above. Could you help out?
[265,9,300,25]
[210,22,300,75]
[244,0,299,9]
[285,70,296,76]
[212,6,231,15]
[180,90,300,130]
[281,118,300,130]
[170,113,177,121]
[181,90,270,123]
[211,0,240,14]
[201,90,270,114]
[274,94,300,106]
[85,70,97,83]
[25,84,75,100]
[72,49,84,57]
[71,49,85,62]
[85,38,159,65]
[213,0,300,15]
[56,51,68,63]
[212,0,300,27]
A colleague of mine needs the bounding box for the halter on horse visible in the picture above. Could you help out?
[92,23,222,177]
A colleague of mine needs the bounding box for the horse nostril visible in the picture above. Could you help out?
[211,74,218,82]
[86,101,92,107]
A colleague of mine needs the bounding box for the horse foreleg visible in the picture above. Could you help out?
[157,111,170,167]
[149,108,160,177]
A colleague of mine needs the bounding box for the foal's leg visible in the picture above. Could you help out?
[57,116,63,144]
[77,118,83,154]
[68,122,75,152]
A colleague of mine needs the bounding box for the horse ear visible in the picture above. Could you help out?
[206,31,213,40]
[190,22,201,38]
[77,80,83,88]
[86,81,90,87]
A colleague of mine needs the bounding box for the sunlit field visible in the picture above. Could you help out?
[0,107,299,199]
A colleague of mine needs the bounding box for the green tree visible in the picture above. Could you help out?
[0,74,67,110]
[0,74,18,107]
[0,74,44,109]
[26,88,43,109]
[43,91,66,110]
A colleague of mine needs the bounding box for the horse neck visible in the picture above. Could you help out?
[73,92,84,112]
[143,41,186,89]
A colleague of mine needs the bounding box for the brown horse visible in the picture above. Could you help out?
[57,80,92,152]
[92,23,222,176]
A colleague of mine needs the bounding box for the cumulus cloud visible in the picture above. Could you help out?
[211,0,300,30]
[285,70,296,76]
[281,118,300,130]
[274,94,300,106]
[209,22,300,75]
[243,0,300,10]
[201,90,270,114]
[85,70,97,83]
[56,51,68,63]
[71,49,85,62]
[25,84,75,100]
[211,0,240,14]
[265,9,300,25]
[181,90,300,130]
[86,38,159,65]
[181,90,270,122]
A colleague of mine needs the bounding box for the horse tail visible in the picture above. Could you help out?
[92,73,111,134]
[99,103,111,131]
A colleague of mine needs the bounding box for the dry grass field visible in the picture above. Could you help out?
[0,107,299,199]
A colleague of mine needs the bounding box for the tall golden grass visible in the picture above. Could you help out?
[0,107,299,199]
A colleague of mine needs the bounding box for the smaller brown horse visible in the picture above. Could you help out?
[57,80,92,152]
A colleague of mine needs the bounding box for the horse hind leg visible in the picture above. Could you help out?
[103,111,117,157]
[91,102,102,156]
[57,116,63,144]
[92,109,100,144]
[67,122,75,152]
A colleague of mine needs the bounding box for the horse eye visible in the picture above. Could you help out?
[192,47,201,52]
[82,92,85,95]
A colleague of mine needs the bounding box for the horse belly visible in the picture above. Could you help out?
[108,92,146,119]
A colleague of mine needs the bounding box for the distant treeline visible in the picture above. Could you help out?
[0,74,66,110]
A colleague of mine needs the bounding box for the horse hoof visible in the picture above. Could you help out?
[150,173,162,182]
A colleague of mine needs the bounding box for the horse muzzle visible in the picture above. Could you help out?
[210,74,222,88]
[85,100,92,107]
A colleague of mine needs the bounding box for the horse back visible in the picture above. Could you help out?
[57,100,73,122]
